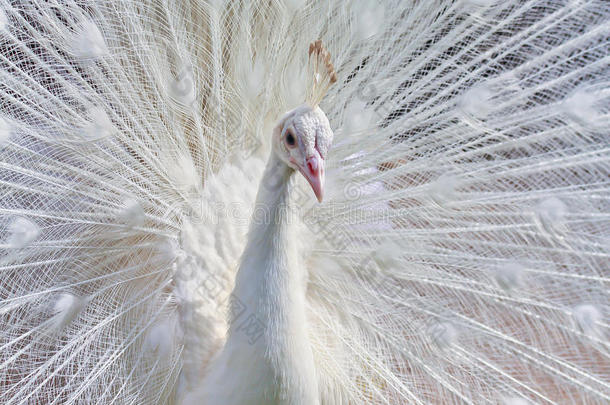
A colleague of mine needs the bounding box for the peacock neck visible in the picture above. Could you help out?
[231,152,301,332]
[212,151,318,404]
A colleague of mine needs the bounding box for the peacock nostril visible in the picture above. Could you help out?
[306,157,319,175]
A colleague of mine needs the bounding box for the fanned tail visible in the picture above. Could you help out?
[0,0,608,404]
[305,0,609,403]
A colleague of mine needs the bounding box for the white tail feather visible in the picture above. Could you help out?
[0,0,608,404]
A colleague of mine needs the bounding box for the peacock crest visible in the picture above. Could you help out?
[305,40,338,108]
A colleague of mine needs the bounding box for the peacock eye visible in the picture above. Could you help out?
[285,131,296,147]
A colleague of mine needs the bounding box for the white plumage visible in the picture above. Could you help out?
[0,0,608,404]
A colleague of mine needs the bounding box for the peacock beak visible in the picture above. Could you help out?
[299,153,324,203]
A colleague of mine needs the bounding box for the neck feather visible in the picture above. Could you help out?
[196,152,318,405]
[223,151,318,403]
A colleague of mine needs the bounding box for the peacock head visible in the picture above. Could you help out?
[273,40,337,203]
[273,105,333,202]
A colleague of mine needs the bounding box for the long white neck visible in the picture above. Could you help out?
[195,152,318,405]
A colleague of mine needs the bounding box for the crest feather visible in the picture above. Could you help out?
[305,40,337,107]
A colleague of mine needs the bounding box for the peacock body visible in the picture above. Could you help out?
[0,0,608,404]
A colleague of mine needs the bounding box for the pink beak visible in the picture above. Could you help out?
[299,153,324,203]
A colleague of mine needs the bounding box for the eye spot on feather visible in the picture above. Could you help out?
[165,154,200,195]
[71,20,109,60]
[7,216,40,249]
[82,107,114,142]
[429,174,459,206]
[370,240,402,269]
[145,318,179,358]
[459,82,495,119]
[562,89,602,128]
[460,0,501,18]
[52,293,83,330]
[352,0,386,39]
[494,262,525,293]
[535,197,567,234]
[344,100,376,136]
[119,198,146,227]
[0,116,12,146]
[427,321,458,349]
[169,64,197,107]
[0,7,8,33]
[572,304,601,337]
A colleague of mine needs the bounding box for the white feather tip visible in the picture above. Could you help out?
[7,217,40,249]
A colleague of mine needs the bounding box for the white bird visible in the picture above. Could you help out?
[190,105,334,404]
[0,1,608,404]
